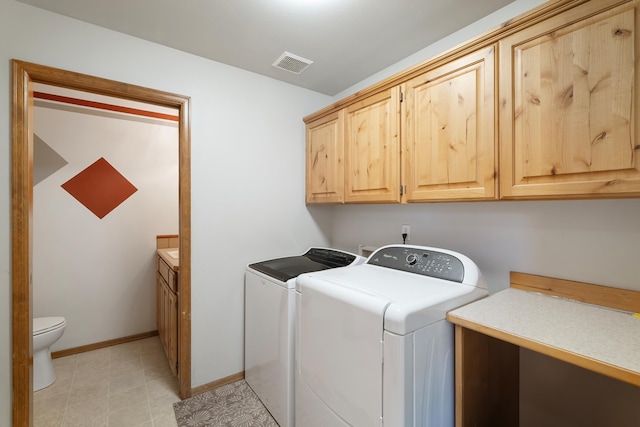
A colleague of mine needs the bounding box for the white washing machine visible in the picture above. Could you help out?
[245,248,364,427]
[295,244,488,427]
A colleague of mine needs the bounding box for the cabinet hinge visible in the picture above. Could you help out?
[400,184,406,196]
[400,92,404,102]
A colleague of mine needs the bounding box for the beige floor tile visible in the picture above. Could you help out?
[138,337,163,354]
[66,379,109,406]
[33,412,64,427]
[35,338,180,427]
[145,376,180,401]
[34,376,73,402]
[75,357,110,375]
[75,347,110,363]
[140,352,168,370]
[51,362,76,380]
[71,366,110,390]
[149,393,180,419]
[111,350,142,365]
[143,364,173,382]
[34,392,68,418]
[109,384,148,412]
[62,396,108,426]
[107,401,152,427]
[110,370,146,395]
[53,354,77,369]
[110,358,143,377]
[151,413,178,427]
[110,341,141,355]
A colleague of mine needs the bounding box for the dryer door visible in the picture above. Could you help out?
[298,276,390,427]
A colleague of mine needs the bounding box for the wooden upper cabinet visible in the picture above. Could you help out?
[344,87,401,203]
[499,0,640,199]
[402,45,497,202]
[306,110,344,204]
[304,0,640,204]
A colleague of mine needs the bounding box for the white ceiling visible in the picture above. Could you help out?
[18,0,514,95]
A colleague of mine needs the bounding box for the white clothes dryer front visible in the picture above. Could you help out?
[295,245,488,427]
[245,247,364,427]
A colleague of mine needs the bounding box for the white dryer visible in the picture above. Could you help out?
[295,244,488,427]
[245,248,364,427]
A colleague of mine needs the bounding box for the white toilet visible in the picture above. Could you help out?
[33,317,67,391]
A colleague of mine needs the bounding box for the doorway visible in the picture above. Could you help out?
[11,59,192,426]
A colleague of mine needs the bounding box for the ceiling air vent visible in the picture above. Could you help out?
[272,51,313,74]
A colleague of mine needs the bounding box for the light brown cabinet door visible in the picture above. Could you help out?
[306,110,344,203]
[499,0,640,199]
[156,272,164,345]
[344,87,401,203]
[158,277,169,356]
[156,256,178,376]
[402,45,497,202]
[167,289,178,376]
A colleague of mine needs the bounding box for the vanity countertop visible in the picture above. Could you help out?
[157,247,179,271]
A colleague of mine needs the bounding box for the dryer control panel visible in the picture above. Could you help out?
[367,246,464,283]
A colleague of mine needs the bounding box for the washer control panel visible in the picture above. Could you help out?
[367,246,464,283]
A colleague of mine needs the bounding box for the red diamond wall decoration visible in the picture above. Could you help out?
[61,157,138,219]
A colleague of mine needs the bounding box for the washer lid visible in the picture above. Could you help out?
[33,317,66,335]
[248,247,363,283]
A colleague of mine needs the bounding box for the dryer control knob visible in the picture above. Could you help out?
[406,254,418,265]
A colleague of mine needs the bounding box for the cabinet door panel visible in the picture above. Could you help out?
[156,255,178,376]
[168,289,178,376]
[500,0,640,198]
[306,111,344,204]
[345,87,401,203]
[156,273,164,344]
[160,280,169,354]
[403,46,496,201]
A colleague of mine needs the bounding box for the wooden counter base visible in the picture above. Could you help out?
[447,272,640,427]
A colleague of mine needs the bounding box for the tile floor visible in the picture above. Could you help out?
[34,336,180,427]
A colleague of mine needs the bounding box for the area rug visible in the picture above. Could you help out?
[173,379,278,426]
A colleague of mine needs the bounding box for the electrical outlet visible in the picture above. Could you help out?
[402,224,410,242]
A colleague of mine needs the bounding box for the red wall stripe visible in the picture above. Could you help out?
[34,91,179,122]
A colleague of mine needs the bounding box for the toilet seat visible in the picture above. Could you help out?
[33,317,66,336]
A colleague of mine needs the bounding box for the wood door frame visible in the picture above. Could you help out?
[11,59,192,426]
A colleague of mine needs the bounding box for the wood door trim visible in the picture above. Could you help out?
[11,59,192,426]
[11,57,33,427]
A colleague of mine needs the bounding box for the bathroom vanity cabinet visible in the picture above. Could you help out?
[156,240,179,376]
